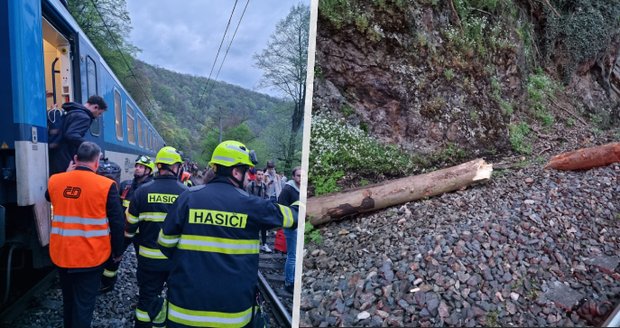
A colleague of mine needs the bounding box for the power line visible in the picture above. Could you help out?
[87,0,158,115]
[197,0,240,108]
[205,0,251,103]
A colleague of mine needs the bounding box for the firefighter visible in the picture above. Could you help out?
[99,154,155,294]
[158,140,299,327]
[46,141,125,328]
[126,146,188,328]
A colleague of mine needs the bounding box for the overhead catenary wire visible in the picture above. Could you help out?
[197,0,240,108]
[87,0,158,114]
[203,0,251,104]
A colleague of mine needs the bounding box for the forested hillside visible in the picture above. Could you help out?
[66,0,302,170]
[128,60,295,167]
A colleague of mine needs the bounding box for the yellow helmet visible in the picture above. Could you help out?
[135,155,155,172]
[155,146,183,165]
[209,140,256,168]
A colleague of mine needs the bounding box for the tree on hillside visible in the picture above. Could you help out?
[199,122,256,164]
[254,3,310,171]
[67,0,139,81]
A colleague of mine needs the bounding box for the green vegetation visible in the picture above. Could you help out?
[319,0,406,41]
[444,68,455,81]
[508,122,532,154]
[310,114,416,195]
[304,223,323,245]
[486,310,499,327]
[431,143,468,164]
[527,70,560,126]
[341,104,355,117]
[544,1,620,83]
[445,0,517,59]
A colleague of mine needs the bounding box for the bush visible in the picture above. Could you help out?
[544,1,620,83]
[509,122,532,154]
[304,223,323,245]
[309,113,415,195]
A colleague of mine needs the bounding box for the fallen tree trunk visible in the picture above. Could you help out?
[307,159,493,226]
[544,142,620,171]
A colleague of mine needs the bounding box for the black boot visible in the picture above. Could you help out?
[99,274,117,294]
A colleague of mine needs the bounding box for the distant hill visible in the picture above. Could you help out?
[125,60,293,166]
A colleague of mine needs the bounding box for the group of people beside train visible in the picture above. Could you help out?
[46,97,301,328]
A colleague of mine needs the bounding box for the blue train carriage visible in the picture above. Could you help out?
[0,0,164,280]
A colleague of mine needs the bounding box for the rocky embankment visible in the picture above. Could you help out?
[301,158,619,326]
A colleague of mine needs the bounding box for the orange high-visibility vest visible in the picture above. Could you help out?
[48,169,114,268]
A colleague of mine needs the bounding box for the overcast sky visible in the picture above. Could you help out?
[126,0,307,96]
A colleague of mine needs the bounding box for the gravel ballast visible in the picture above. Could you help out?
[302,162,620,327]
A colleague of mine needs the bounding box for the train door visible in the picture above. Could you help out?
[42,18,73,110]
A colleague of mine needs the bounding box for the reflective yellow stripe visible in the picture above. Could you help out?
[291,200,304,209]
[168,302,252,327]
[139,212,167,222]
[103,269,117,278]
[139,245,167,259]
[277,205,294,228]
[122,199,130,208]
[158,230,179,248]
[178,235,259,255]
[136,308,150,322]
[127,210,139,224]
[125,231,135,238]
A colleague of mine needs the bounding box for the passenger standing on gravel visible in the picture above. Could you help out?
[49,96,107,176]
[99,155,155,294]
[265,160,282,201]
[46,141,124,328]
[246,168,272,253]
[158,140,299,328]
[278,166,301,294]
[126,147,188,328]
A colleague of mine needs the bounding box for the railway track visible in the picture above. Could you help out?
[258,231,293,328]
[0,232,294,328]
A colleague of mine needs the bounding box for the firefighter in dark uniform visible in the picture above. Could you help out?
[158,140,299,328]
[99,155,155,293]
[126,147,188,328]
[46,141,125,328]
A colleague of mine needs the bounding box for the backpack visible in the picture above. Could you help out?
[47,106,66,150]
[97,158,122,188]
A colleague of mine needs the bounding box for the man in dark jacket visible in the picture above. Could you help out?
[49,96,107,175]
[278,166,301,293]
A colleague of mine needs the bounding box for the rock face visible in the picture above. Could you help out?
[313,3,515,155]
[312,2,619,156]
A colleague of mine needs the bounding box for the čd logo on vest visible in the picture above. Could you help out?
[63,186,82,199]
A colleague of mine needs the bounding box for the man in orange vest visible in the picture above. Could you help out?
[46,141,125,328]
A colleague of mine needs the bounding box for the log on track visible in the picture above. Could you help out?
[544,142,620,171]
[307,158,493,226]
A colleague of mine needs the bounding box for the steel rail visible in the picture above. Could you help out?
[602,302,620,327]
[0,268,57,324]
[258,270,292,327]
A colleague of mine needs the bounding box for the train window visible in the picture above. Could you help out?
[149,129,153,150]
[138,119,144,147]
[114,90,123,140]
[90,117,101,136]
[127,104,136,144]
[86,56,97,97]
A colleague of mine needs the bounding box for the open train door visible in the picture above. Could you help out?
[36,8,77,249]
